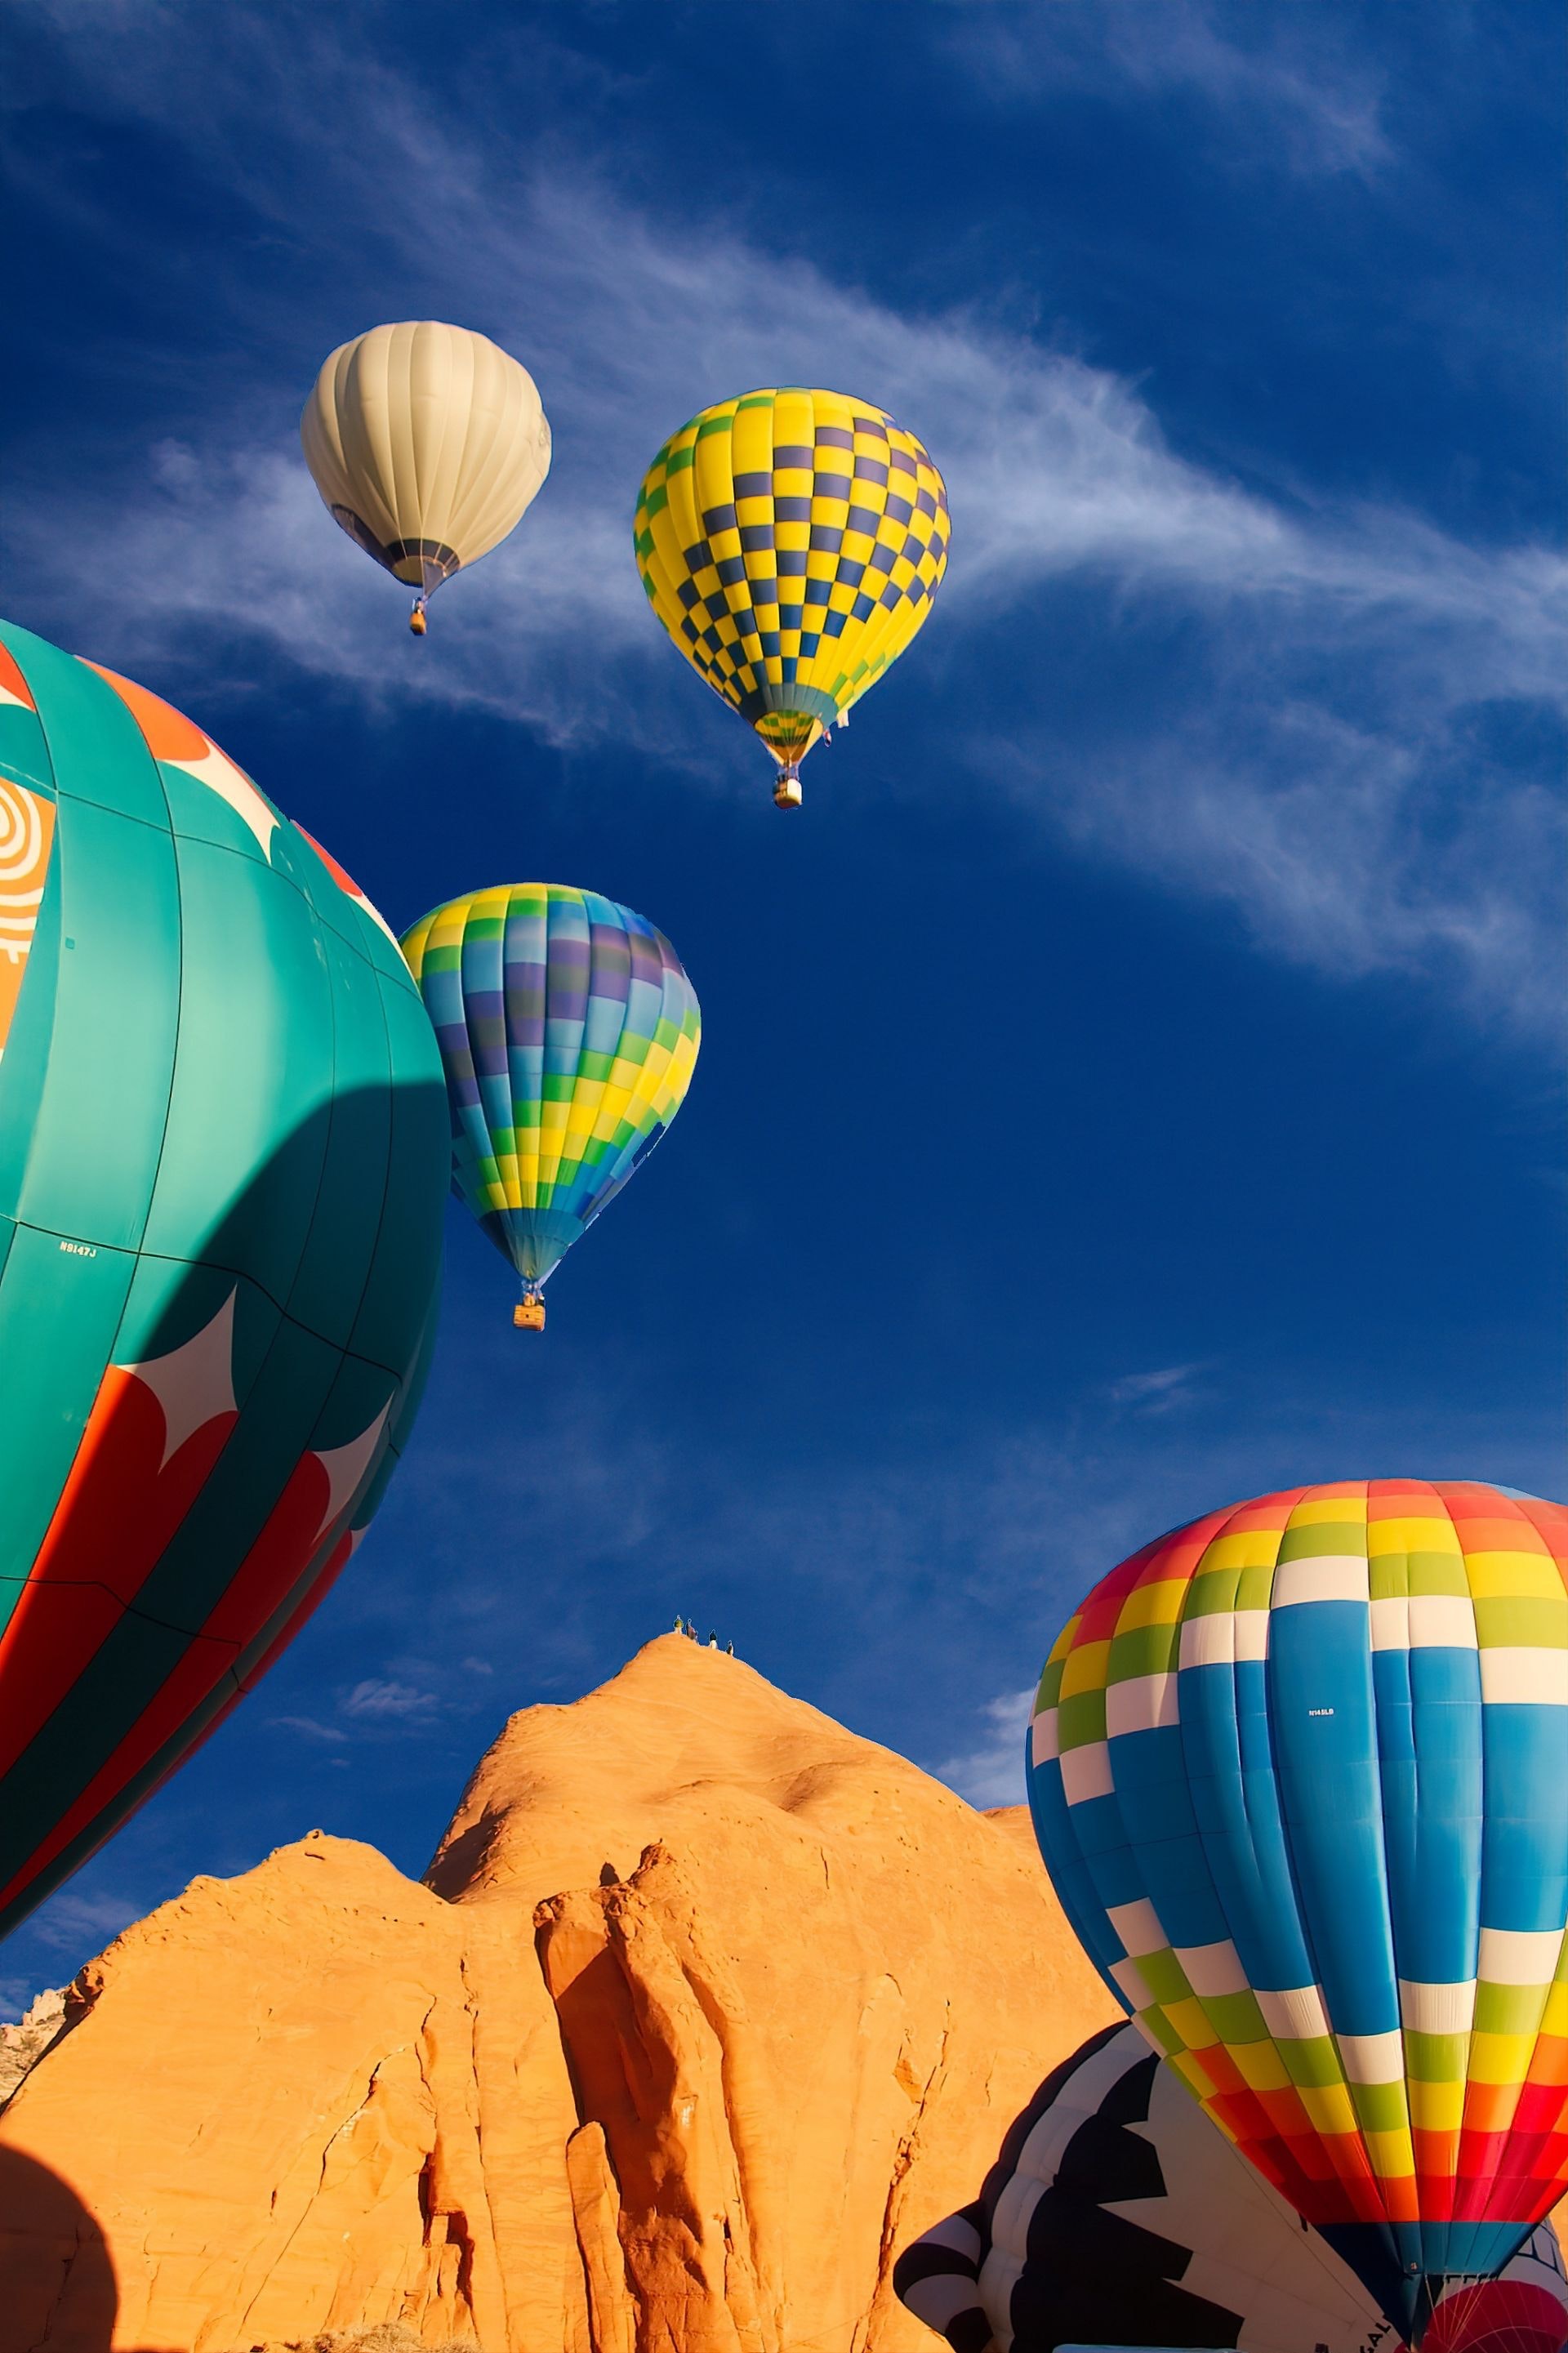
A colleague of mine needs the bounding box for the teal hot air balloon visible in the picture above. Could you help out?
[1027,1480,1568,2346]
[401,885,700,1330]
[0,619,448,1940]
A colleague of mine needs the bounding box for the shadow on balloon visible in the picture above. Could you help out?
[0,1076,446,1949]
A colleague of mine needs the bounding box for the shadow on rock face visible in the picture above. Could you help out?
[0,2145,119,2353]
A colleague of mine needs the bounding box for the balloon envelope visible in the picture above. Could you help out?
[301,321,550,610]
[893,2021,1568,2353]
[0,621,448,1939]
[400,884,699,1299]
[633,387,949,799]
[1026,1481,1568,2342]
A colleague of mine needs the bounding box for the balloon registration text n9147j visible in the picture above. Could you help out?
[634,387,949,807]
[301,321,551,635]
[401,885,699,1330]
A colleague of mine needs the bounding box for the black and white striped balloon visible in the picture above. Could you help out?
[894,2025,1568,2353]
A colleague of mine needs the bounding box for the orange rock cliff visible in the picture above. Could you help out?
[0,1634,1118,2353]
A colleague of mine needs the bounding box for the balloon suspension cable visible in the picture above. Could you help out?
[408,596,428,636]
[773,763,803,810]
[512,1281,546,1333]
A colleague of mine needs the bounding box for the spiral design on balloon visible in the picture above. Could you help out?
[0,781,43,885]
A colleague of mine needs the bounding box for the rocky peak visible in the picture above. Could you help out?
[0,1638,1116,2352]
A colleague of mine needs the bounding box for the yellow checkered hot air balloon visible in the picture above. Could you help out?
[633,388,950,807]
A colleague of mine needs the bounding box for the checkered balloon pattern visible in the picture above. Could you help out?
[1026,1479,1568,2342]
[401,885,699,1291]
[634,387,949,791]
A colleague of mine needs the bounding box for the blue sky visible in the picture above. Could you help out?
[0,0,1561,2008]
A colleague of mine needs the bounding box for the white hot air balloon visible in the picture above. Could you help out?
[301,321,551,633]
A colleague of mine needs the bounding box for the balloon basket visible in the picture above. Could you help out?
[513,1291,546,1332]
[773,769,803,810]
[409,603,428,636]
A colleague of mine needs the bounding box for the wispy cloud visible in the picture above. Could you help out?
[341,1678,442,1722]
[934,1687,1036,1810]
[1107,1362,1206,1415]
[4,7,1561,1032]
[937,0,1392,177]
[271,1682,444,1740]
[21,1887,145,1958]
[364,1315,1568,1765]
[269,1713,350,1745]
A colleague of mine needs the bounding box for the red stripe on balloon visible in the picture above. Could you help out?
[0,1365,235,1781]
[0,1459,352,1919]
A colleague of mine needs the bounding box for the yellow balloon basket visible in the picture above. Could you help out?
[408,601,428,636]
[773,766,804,810]
[512,1290,546,1332]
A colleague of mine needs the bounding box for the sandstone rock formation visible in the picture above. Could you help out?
[0,1985,66,2104]
[0,1635,1117,2353]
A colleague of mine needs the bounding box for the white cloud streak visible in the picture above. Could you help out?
[341,1678,441,1722]
[934,0,1392,177]
[4,7,1561,1030]
[1107,1363,1206,1414]
[20,1886,144,1957]
[935,1687,1037,1811]
[268,1713,349,1745]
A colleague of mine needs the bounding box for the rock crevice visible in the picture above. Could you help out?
[0,1636,1118,2353]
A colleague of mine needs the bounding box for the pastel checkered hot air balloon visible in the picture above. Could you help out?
[0,618,448,1941]
[400,885,699,1331]
[633,387,949,807]
[893,2020,1568,2353]
[1026,1480,1568,2346]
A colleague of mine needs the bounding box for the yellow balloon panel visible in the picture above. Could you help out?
[634,388,949,785]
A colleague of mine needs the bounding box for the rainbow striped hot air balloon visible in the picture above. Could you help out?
[1026,1480,1568,2346]
[0,619,447,1939]
[401,885,699,1329]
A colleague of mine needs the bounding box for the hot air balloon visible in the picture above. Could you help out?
[301,321,551,633]
[1025,1480,1568,2346]
[400,885,699,1330]
[633,387,949,806]
[0,618,448,1941]
[894,2020,1568,2353]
